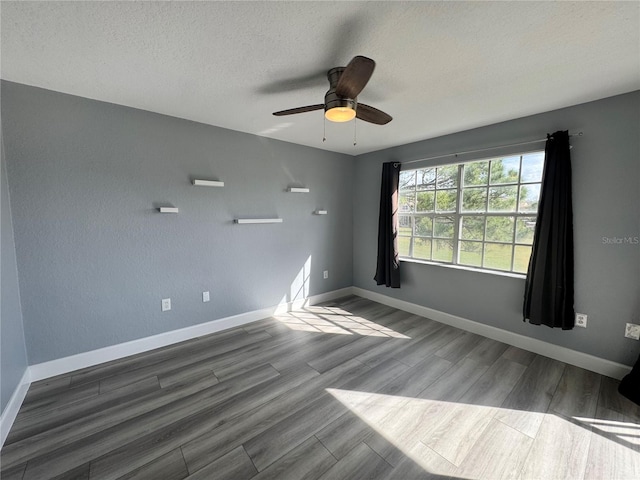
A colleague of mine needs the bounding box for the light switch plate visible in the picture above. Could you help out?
[203,291,210,302]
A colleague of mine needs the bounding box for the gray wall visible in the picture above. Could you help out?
[354,91,640,366]
[1,122,29,412]
[2,79,638,372]
[1,81,354,364]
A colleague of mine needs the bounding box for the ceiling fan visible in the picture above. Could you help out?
[272,56,392,125]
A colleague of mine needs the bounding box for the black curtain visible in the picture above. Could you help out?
[523,131,574,329]
[374,162,401,288]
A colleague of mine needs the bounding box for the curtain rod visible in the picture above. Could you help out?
[397,131,583,167]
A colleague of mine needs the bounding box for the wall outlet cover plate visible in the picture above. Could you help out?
[625,323,640,340]
[575,313,587,328]
[161,298,171,312]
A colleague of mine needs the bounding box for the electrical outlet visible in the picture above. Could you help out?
[323,270,329,279]
[202,291,210,302]
[625,323,640,340]
[161,298,171,312]
[575,313,587,328]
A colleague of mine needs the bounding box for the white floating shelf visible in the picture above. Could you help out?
[314,210,328,215]
[234,218,283,224]
[287,187,310,193]
[159,207,179,213]
[193,179,224,187]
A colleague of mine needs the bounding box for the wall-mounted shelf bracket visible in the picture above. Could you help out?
[193,179,224,187]
[234,218,283,224]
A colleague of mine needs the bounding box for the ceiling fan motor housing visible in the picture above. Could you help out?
[324,93,357,112]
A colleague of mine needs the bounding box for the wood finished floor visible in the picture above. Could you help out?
[2,295,640,480]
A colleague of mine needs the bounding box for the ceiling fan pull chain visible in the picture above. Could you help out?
[353,117,357,146]
[323,116,327,142]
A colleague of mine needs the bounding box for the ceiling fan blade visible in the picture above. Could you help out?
[356,103,393,125]
[273,104,324,116]
[335,56,375,99]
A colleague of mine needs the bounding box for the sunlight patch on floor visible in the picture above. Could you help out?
[273,313,352,335]
[274,310,410,338]
[576,417,640,446]
[305,306,355,316]
[326,388,640,479]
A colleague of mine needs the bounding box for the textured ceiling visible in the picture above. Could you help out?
[1,1,639,155]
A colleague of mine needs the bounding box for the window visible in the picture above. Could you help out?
[398,151,544,274]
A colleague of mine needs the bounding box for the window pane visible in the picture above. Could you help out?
[399,192,415,213]
[413,238,431,260]
[486,216,514,242]
[483,243,513,271]
[400,170,416,189]
[488,186,517,212]
[516,216,536,244]
[462,187,487,212]
[399,216,412,236]
[434,216,454,238]
[414,217,433,236]
[416,168,436,190]
[459,241,483,267]
[436,189,457,212]
[521,152,544,182]
[490,156,520,185]
[519,184,540,212]
[433,239,454,262]
[436,165,458,188]
[460,216,485,241]
[463,160,489,186]
[513,245,532,273]
[397,152,541,274]
[416,191,435,212]
[398,236,411,257]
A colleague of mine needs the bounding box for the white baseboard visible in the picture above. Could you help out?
[1,368,31,449]
[303,287,353,305]
[29,287,353,382]
[352,287,632,380]
[29,308,273,382]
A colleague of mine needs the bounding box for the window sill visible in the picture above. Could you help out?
[399,257,527,279]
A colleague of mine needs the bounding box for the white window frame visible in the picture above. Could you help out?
[397,151,544,275]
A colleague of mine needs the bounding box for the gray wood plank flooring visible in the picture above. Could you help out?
[2,295,639,479]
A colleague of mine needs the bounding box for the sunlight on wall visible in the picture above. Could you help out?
[326,388,640,479]
[290,255,311,304]
[276,256,312,314]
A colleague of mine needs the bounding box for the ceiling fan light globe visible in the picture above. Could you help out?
[325,107,356,122]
